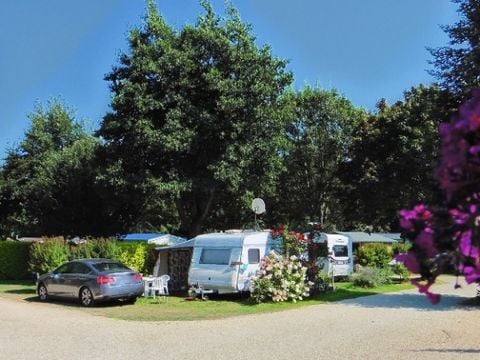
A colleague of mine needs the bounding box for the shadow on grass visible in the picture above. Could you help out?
[5,288,36,295]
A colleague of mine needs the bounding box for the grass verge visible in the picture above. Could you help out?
[0,280,412,321]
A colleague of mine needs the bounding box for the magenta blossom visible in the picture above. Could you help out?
[395,252,420,274]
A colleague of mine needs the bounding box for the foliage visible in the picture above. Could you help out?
[356,243,393,268]
[118,243,146,272]
[429,0,480,99]
[96,1,293,237]
[339,85,454,230]
[0,100,101,237]
[350,266,393,288]
[0,241,31,280]
[28,237,155,275]
[29,238,69,274]
[397,91,480,303]
[270,87,366,228]
[391,263,410,282]
[250,253,311,303]
[270,226,309,258]
[392,241,412,255]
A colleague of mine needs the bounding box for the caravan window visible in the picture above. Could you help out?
[248,249,260,264]
[332,245,348,257]
[200,249,231,265]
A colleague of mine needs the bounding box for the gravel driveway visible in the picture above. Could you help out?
[1,276,478,360]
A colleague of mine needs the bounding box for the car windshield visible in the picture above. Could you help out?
[92,262,131,272]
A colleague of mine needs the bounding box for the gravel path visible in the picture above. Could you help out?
[0,276,478,360]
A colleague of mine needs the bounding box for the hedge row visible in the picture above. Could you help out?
[0,241,32,280]
[0,239,158,280]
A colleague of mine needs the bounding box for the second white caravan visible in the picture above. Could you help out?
[313,233,353,277]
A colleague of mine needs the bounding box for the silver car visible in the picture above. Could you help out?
[36,258,144,306]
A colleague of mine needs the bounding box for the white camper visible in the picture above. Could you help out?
[313,233,353,277]
[188,231,277,294]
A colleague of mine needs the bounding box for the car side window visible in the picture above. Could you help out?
[70,262,91,274]
[55,263,70,274]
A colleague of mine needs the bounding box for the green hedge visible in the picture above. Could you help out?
[0,241,32,280]
[28,238,157,275]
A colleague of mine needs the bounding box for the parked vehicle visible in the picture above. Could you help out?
[312,233,353,277]
[36,259,144,306]
[188,231,280,294]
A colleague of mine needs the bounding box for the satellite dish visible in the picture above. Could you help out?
[251,198,266,215]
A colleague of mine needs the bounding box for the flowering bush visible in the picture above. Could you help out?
[270,226,310,258]
[250,253,312,303]
[397,91,480,303]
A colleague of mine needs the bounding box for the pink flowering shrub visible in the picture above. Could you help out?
[250,252,312,303]
[397,91,480,303]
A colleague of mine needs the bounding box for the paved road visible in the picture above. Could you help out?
[1,276,478,360]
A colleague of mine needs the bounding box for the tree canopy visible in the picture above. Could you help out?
[429,0,480,99]
[0,100,100,236]
[96,1,293,236]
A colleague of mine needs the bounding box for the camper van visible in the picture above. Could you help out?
[188,231,278,294]
[313,233,353,277]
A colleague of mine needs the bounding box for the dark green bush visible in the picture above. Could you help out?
[350,266,393,288]
[356,243,393,268]
[0,241,32,280]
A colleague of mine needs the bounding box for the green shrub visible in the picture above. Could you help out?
[391,263,410,282]
[86,238,120,259]
[392,242,412,255]
[350,266,393,288]
[356,243,393,268]
[29,238,69,274]
[0,241,31,280]
[250,253,311,303]
[118,243,146,272]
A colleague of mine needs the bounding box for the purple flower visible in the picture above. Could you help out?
[395,252,420,274]
[411,279,441,304]
[459,230,479,258]
[459,264,480,284]
[449,208,470,225]
[416,230,438,258]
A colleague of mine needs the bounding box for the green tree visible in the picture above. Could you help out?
[339,85,454,230]
[0,100,100,236]
[96,1,293,236]
[429,0,480,99]
[270,87,365,229]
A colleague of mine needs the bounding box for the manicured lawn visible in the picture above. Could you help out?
[0,280,413,321]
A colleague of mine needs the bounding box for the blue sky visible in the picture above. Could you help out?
[0,0,459,160]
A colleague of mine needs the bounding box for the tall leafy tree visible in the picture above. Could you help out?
[96,1,293,236]
[270,87,365,230]
[0,100,100,237]
[429,0,480,99]
[340,85,455,230]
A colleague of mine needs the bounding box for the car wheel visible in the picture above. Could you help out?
[79,287,95,307]
[38,283,49,302]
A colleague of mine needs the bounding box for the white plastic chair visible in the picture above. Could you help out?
[150,275,170,299]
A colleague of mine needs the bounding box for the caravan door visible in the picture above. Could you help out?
[236,245,262,292]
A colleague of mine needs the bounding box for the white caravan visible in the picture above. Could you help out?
[188,231,279,294]
[313,233,353,277]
